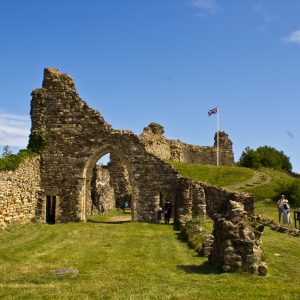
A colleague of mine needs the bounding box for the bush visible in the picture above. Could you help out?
[239,146,292,172]
[179,218,212,253]
[273,179,300,207]
[0,132,47,171]
[27,132,47,154]
[0,149,36,171]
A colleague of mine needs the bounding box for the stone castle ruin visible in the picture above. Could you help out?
[140,122,234,165]
[0,68,267,274]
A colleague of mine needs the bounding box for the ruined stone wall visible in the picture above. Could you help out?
[175,178,206,225]
[139,123,234,166]
[108,153,132,205]
[29,68,252,228]
[209,200,267,275]
[201,183,254,218]
[89,165,115,214]
[0,157,42,228]
[30,68,180,223]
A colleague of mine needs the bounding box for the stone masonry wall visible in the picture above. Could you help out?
[89,165,115,214]
[139,123,234,166]
[0,156,42,228]
[108,153,132,206]
[30,68,180,223]
[174,178,253,225]
[209,200,267,275]
[202,183,254,218]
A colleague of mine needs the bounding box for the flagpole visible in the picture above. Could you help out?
[217,107,219,166]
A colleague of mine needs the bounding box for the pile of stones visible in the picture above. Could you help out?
[250,214,300,237]
[209,200,268,276]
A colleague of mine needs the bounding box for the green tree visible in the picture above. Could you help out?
[239,147,261,169]
[288,179,300,207]
[239,146,292,172]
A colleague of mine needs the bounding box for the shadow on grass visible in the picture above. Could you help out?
[174,230,200,251]
[87,219,131,224]
[176,261,221,275]
[116,210,132,215]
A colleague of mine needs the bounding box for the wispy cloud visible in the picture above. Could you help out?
[282,30,300,45]
[191,0,220,17]
[0,112,30,148]
[254,2,278,29]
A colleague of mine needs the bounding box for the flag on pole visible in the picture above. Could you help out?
[208,107,218,116]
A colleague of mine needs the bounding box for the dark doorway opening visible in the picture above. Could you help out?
[46,195,56,224]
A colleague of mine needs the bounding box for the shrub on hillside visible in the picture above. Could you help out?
[274,179,300,207]
[0,149,35,171]
[239,146,292,172]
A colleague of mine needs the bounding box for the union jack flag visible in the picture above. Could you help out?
[208,107,218,116]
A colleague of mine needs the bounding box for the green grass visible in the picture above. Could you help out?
[169,162,255,187]
[0,211,299,299]
[244,168,294,201]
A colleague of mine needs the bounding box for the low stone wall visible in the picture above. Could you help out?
[0,156,42,228]
[202,183,254,218]
[174,178,254,225]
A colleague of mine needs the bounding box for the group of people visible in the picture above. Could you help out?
[156,201,173,224]
[277,194,291,225]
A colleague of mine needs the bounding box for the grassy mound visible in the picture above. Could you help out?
[168,162,255,187]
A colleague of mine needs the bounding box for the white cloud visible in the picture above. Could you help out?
[191,0,220,17]
[0,112,30,148]
[283,30,300,45]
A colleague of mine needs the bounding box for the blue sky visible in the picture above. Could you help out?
[0,0,299,171]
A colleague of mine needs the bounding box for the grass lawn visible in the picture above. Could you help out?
[168,162,255,187]
[0,210,300,299]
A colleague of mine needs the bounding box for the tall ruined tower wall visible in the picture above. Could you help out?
[30,68,181,223]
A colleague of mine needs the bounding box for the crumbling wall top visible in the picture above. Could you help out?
[143,122,165,135]
[42,68,76,92]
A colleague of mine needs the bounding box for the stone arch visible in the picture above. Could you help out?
[30,68,181,224]
[80,144,135,221]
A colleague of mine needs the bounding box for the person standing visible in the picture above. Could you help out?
[163,201,173,224]
[282,199,291,225]
[156,207,163,224]
[277,195,286,223]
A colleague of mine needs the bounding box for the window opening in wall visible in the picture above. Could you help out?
[46,195,56,224]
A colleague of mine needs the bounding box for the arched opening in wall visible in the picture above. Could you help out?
[83,148,133,221]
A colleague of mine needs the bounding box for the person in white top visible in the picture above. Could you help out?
[282,199,291,225]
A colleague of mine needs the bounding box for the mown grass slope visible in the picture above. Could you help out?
[0,211,300,299]
[169,162,255,187]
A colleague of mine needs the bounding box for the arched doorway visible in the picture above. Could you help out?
[80,146,134,221]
